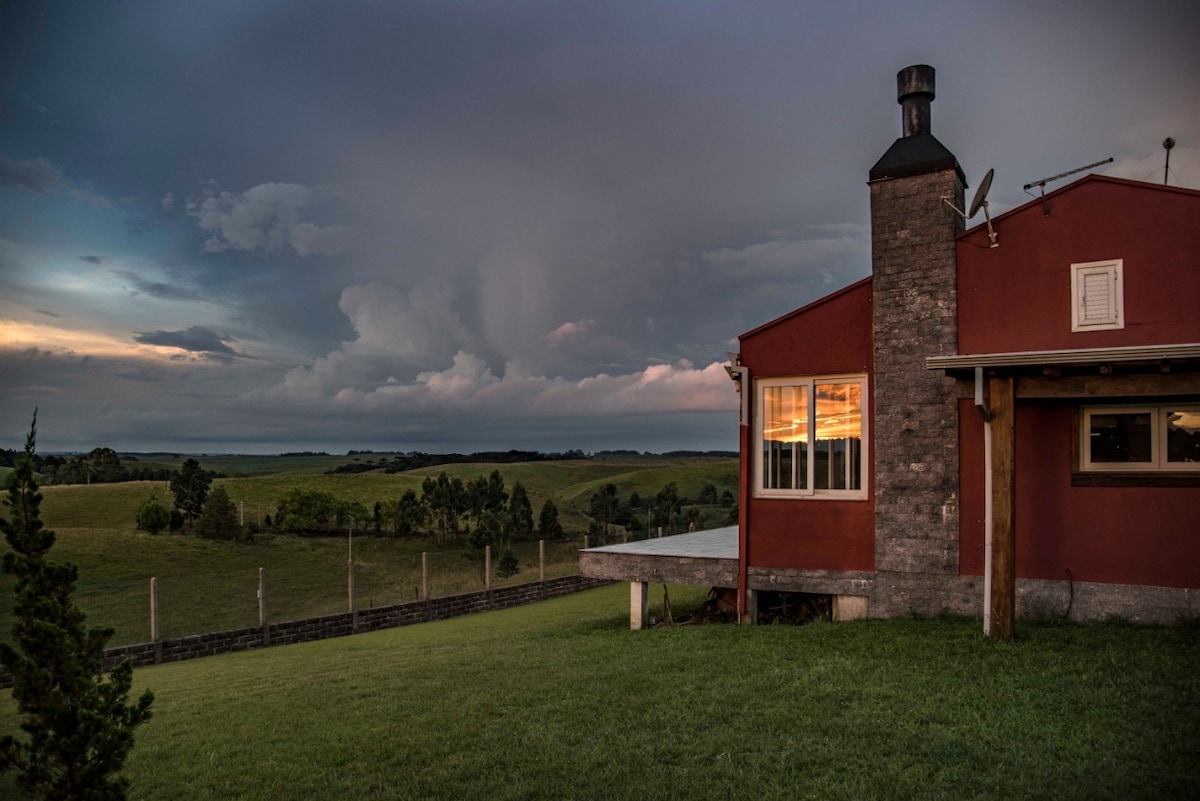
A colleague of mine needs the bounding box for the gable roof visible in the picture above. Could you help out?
[958,173,1200,245]
[739,275,871,341]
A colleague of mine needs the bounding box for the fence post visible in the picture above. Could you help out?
[348,556,358,630]
[150,577,162,665]
[539,540,545,583]
[484,545,492,592]
[421,551,429,601]
[583,534,589,549]
[259,567,269,646]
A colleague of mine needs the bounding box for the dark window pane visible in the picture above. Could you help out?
[1166,410,1200,464]
[1089,412,1152,463]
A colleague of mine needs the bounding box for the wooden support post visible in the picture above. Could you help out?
[484,545,492,591]
[989,375,1016,641]
[538,540,545,583]
[630,581,649,630]
[742,588,758,626]
[421,551,429,601]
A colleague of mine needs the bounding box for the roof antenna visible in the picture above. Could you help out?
[1163,137,1175,186]
[1023,156,1113,216]
[943,168,998,248]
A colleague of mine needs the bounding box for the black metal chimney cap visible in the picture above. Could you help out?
[869,64,964,183]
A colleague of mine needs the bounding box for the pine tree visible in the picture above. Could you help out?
[194,485,240,541]
[538,498,564,538]
[0,413,154,800]
[507,482,534,539]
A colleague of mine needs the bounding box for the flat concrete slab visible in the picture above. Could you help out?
[579,526,739,588]
[583,526,738,559]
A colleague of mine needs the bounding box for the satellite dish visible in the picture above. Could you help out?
[968,168,994,218]
[941,167,999,248]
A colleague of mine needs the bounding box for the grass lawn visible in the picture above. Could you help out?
[4,584,1197,800]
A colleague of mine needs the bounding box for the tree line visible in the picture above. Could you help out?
[133,460,735,567]
[584,481,736,545]
[134,464,561,580]
[326,449,587,475]
[0,447,190,485]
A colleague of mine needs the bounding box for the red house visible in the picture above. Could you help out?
[733,65,1200,631]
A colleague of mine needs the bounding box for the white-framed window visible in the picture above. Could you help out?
[1082,405,1200,471]
[1071,259,1123,332]
[756,375,868,498]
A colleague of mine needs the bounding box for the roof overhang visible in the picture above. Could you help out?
[927,343,1200,375]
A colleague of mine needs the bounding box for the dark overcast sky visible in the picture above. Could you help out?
[1,1,1197,454]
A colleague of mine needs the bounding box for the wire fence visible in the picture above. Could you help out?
[6,539,586,647]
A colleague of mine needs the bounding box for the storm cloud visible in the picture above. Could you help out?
[0,1,1196,453]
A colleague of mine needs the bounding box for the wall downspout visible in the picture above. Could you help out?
[729,359,752,624]
[975,366,993,635]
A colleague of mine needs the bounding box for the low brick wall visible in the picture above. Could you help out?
[1,576,611,687]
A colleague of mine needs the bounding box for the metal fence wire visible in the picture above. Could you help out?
[0,540,586,647]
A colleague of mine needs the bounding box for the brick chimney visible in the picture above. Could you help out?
[868,65,967,616]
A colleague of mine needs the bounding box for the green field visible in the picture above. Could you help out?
[35,455,737,535]
[2,456,737,645]
[4,584,1197,800]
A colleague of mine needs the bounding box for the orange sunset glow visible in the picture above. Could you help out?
[763,382,862,443]
[0,319,191,362]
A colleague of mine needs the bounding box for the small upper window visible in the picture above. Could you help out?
[1071,259,1123,332]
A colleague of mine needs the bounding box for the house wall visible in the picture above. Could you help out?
[959,399,1200,590]
[738,279,875,575]
[747,499,874,571]
[957,178,1200,354]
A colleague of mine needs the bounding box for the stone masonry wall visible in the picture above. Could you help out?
[870,167,965,617]
[0,575,611,688]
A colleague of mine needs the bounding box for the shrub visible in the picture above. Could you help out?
[135,496,171,535]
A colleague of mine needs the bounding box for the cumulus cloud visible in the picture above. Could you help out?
[338,281,476,365]
[184,181,348,255]
[253,348,736,421]
[544,319,595,347]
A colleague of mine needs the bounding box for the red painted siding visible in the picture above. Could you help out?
[750,499,875,571]
[741,278,873,375]
[959,400,1200,589]
[957,177,1200,355]
[739,278,875,572]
